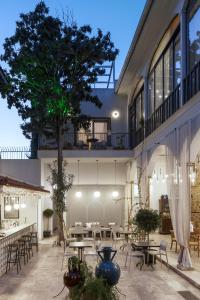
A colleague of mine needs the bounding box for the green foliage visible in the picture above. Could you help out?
[43,208,54,218]
[66,256,119,300]
[134,208,160,234]
[48,161,73,214]
[0,1,118,243]
[0,1,119,138]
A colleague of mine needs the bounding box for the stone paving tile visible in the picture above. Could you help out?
[0,243,200,300]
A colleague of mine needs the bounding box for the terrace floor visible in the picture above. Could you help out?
[0,238,200,300]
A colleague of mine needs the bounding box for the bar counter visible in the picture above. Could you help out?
[0,223,35,276]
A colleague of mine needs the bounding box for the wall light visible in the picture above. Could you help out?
[75,191,82,198]
[94,191,101,198]
[75,160,82,198]
[112,160,119,198]
[112,110,119,119]
[112,191,119,198]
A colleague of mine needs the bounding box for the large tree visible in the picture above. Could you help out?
[0,2,118,243]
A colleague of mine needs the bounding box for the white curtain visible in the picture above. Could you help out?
[165,125,192,269]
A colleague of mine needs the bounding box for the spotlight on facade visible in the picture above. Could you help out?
[75,191,82,198]
[112,191,119,198]
[94,191,100,198]
[112,110,119,119]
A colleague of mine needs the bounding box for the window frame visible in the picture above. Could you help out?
[147,26,180,117]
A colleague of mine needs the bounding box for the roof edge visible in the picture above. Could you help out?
[115,0,153,94]
[0,176,50,193]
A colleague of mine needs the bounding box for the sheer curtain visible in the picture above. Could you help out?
[165,126,192,269]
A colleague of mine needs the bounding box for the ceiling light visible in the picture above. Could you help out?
[112,110,119,119]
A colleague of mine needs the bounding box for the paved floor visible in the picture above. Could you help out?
[0,241,200,300]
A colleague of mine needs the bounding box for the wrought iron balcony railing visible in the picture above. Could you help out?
[38,132,130,150]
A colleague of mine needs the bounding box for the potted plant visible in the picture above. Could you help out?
[43,208,54,238]
[134,208,160,242]
[66,257,120,300]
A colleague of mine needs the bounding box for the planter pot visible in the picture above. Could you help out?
[43,230,51,238]
[63,271,82,288]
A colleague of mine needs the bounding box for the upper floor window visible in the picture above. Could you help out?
[188,0,200,71]
[77,118,111,145]
[129,86,144,132]
[148,22,180,117]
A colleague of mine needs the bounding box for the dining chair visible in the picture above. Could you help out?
[147,240,169,269]
[124,243,145,271]
[61,240,78,271]
[189,235,200,257]
[92,225,102,240]
[111,226,125,249]
[170,230,177,252]
[84,240,101,262]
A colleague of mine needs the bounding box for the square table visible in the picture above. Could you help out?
[69,241,93,261]
[131,241,160,266]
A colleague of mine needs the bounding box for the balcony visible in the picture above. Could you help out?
[38,132,130,151]
[145,84,181,138]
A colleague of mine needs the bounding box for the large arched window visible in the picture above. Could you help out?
[187,0,200,71]
[148,17,180,117]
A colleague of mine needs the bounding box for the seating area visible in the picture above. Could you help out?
[5,231,38,274]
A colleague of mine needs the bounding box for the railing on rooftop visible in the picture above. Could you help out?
[39,132,129,151]
[0,147,31,159]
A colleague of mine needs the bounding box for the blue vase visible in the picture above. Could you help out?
[95,246,120,286]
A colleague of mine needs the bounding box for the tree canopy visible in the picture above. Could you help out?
[1,1,119,139]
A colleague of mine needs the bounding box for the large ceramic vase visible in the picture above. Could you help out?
[95,246,120,286]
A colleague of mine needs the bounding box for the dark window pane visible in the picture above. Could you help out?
[136,94,141,129]
[174,35,181,86]
[164,45,173,99]
[188,1,200,70]
[155,59,163,109]
[148,72,154,116]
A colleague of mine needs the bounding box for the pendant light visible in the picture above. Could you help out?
[94,160,100,198]
[75,160,82,198]
[13,196,20,210]
[5,196,12,212]
[112,160,119,198]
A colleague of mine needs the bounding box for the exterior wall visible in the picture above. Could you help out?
[41,160,127,228]
[39,88,128,149]
[66,185,125,227]
[42,161,127,188]
[81,89,128,133]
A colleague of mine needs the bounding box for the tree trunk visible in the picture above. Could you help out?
[56,122,64,244]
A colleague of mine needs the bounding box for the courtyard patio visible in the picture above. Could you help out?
[0,237,200,300]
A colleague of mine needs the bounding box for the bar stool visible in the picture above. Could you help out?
[30,232,39,252]
[22,235,33,259]
[18,238,28,265]
[6,243,21,274]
